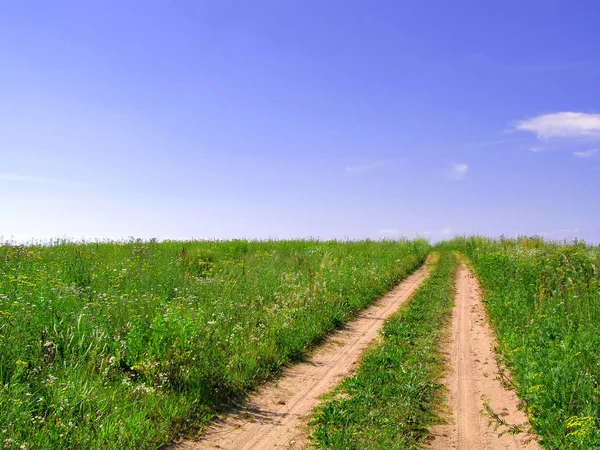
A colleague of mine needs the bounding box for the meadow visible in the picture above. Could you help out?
[3,235,599,450]
[0,239,428,449]
[446,237,600,449]
[310,251,457,449]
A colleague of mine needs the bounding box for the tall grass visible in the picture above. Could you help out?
[310,251,457,449]
[446,236,600,449]
[0,239,428,449]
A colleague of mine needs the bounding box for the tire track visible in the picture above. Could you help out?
[426,263,539,450]
[174,258,433,450]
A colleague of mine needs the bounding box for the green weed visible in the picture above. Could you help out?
[309,251,457,449]
[446,236,600,449]
[0,239,428,449]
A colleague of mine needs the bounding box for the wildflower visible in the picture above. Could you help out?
[133,384,155,394]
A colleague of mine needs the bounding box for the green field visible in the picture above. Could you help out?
[310,251,457,449]
[310,238,600,449]
[2,236,600,449]
[446,237,600,449]
[0,239,428,449]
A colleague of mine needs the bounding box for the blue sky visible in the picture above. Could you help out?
[1,1,599,243]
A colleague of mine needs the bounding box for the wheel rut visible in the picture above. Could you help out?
[426,263,539,450]
[173,258,433,450]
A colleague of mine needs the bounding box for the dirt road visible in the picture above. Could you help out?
[175,259,433,450]
[426,264,539,450]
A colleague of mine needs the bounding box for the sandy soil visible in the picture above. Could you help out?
[426,264,539,450]
[174,259,432,450]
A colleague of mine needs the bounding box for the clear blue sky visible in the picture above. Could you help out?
[1,1,599,243]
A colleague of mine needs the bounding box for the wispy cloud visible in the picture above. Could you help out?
[415,228,454,238]
[0,173,85,187]
[537,228,581,238]
[377,228,403,236]
[460,54,596,74]
[528,146,545,153]
[446,163,469,180]
[502,61,594,73]
[573,148,598,159]
[516,112,600,140]
[345,162,386,174]
[464,139,511,149]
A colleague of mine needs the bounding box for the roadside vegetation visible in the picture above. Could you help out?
[309,251,457,449]
[5,235,598,450]
[0,238,428,449]
[446,236,600,449]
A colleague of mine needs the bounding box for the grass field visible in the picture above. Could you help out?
[0,239,428,449]
[309,251,457,449]
[3,236,600,449]
[446,237,600,449]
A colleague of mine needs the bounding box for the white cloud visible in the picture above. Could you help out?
[345,162,385,174]
[573,148,599,159]
[516,112,600,140]
[0,174,39,182]
[0,173,85,187]
[537,228,581,238]
[465,139,511,148]
[528,147,545,153]
[414,228,453,237]
[447,163,469,180]
[377,228,403,236]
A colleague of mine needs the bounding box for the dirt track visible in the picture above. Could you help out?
[175,259,432,450]
[426,264,539,450]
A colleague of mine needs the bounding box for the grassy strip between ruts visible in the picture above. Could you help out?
[309,251,457,449]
